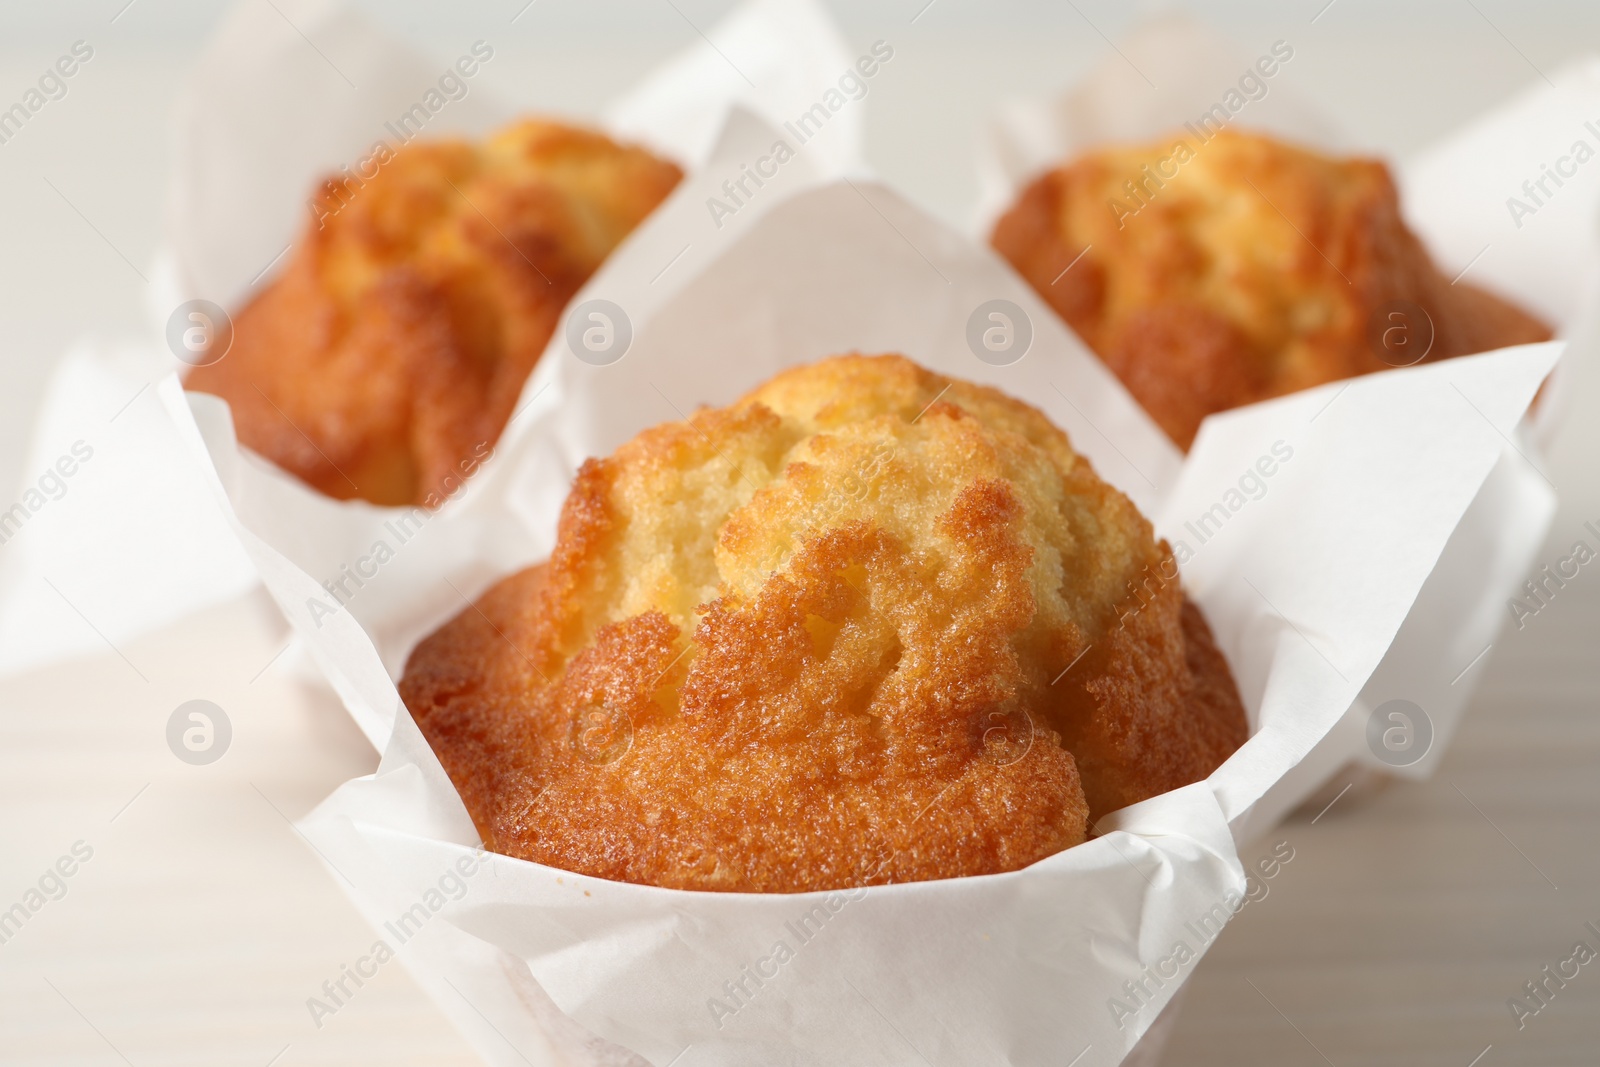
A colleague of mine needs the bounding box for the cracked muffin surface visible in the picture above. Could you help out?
[187,118,681,505]
[992,128,1551,449]
[402,354,1247,892]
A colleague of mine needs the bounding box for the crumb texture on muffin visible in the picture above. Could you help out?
[401,354,1247,892]
[992,128,1551,449]
[187,119,681,506]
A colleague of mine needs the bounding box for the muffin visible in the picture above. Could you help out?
[186,119,682,506]
[401,354,1247,893]
[992,128,1551,449]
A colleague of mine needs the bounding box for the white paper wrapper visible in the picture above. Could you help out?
[0,339,257,675]
[164,88,1559,1061]
[0,0,863,675]
[974,16,1600,808]
[13,6,1569,1060]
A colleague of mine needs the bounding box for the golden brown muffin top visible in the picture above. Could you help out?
[992,128,1550,448]
[402,354,1246,892]
[187,119,681,505]
[308,120,675,309]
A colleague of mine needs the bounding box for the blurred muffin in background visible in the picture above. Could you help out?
[187,119,681,506]
[992,128,1550,449]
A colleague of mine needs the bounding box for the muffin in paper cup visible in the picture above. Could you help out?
[165,98,1557,1063]
[0,0,865,676]
[973,15,1600,825]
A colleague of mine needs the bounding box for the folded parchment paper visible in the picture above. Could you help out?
[10,6,1566,1061]
[170,90,1557,1061]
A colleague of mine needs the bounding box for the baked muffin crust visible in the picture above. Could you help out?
[402,354,1247,892]
[992,129,1550,448]
[187,119,681,505]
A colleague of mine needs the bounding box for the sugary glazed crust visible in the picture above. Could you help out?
[186,119,681,506]
[402,354,1248,892]
[991,128,1551,449]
